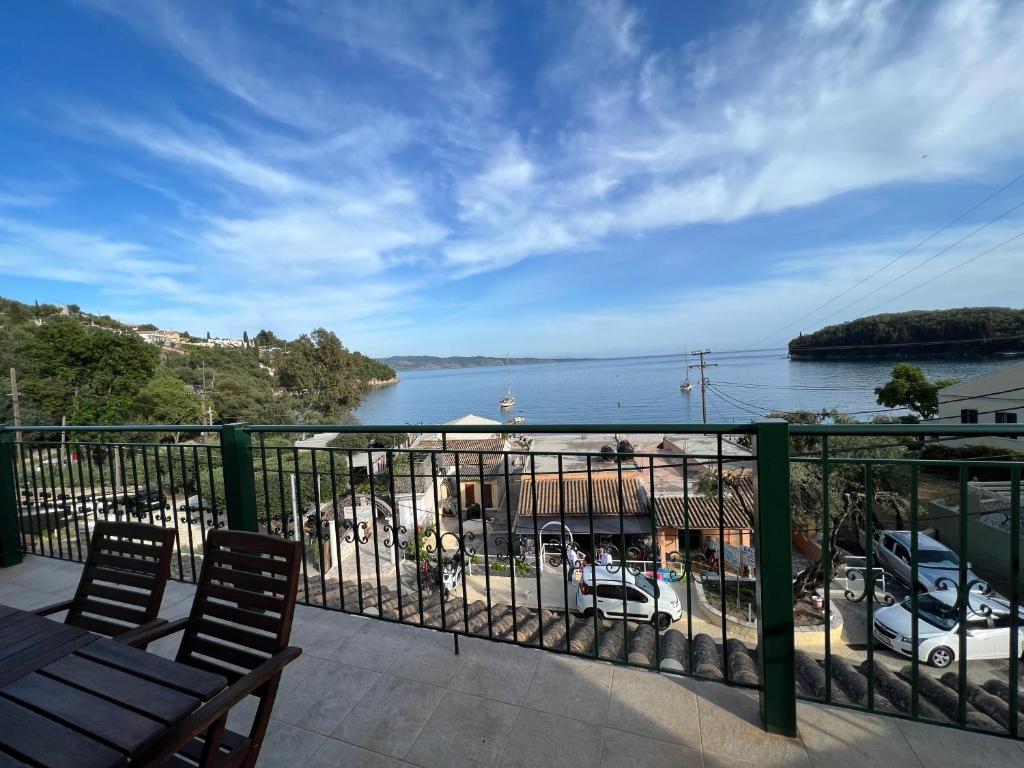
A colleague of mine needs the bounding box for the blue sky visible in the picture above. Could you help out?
[2,0,1023,358]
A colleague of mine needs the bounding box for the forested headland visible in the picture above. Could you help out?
[788,307,1024,360]
[0,297,395,431]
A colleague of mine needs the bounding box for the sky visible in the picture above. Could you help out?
[1,0,1023,359]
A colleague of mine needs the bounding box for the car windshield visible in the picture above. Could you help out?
[633,572,657,598]
[917,549,959,569]
[903,594,959,631]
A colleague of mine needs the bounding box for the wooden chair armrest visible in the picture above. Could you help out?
[32,599,74,617]
[113,617,170,649]
[114,616,189,648]
[136,646,302,766]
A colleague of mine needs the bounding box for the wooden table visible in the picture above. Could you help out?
[0,604,226,768]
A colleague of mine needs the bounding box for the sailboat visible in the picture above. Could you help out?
[680,349,693,393]
[499,356,517,408]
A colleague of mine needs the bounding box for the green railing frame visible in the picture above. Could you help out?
[753,419,797,735]
[0,432,22,567]
[220,423,259,533]
[3,419,1024,740]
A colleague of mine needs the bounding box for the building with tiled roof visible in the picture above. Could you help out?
[513,471,652,536]
[653,475,754,558]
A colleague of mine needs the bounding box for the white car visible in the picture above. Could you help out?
[576,566,682,630]
[873,588,1024,668]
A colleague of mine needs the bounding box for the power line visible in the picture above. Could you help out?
[790,201,1024,331]
[857,227,1024,315]
[748,170,1024,347]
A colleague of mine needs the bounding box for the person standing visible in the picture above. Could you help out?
[565,545,580,583]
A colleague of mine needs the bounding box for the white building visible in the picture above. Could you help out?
[932,361,1024,450]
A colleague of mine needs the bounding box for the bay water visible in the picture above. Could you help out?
[355,353,1015,426]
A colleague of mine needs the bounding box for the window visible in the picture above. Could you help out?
[894,544,911,565]
[960,409,979,424]
[595,584,626,601]
[626,587,649,604]
[995,411,1018,424]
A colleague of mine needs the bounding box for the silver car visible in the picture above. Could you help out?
[873,531,986,594]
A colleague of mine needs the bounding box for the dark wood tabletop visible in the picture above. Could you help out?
[0,604,227,768]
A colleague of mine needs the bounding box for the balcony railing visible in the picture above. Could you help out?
[1,420,1022,741]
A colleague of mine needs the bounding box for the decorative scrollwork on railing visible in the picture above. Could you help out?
[843,566,895,606]
[665,550,707,580]
[439,530,478,559]
[343,519,371,545]
[381,521,408,549]
[933,576,993,616]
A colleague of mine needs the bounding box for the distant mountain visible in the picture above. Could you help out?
[379,355,570,371]
[788,307,1024,360]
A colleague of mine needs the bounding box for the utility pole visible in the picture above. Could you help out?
[9,368,21,428]
[688,349,718,424]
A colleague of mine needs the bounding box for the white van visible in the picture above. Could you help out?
[575,565,682,630]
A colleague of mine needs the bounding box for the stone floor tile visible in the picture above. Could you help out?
[255,719,326,767]
[521,651,613,725]
[896,717,1024,768]
[332,675,446,759]
[273,659,380,735]
[448,639,542,705]
[499,708,603,768]
[797,702,922,768]
[386,629,467,687]
[330,619,418,672]
[693,680,811,768]
[304,737,405,768]
[605,665,701,750]
[406,690,518,768]
[599,727,702,768]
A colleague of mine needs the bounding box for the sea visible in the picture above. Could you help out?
[354,353,1017,426]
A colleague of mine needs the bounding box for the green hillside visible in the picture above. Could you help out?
[0,296,395,429]
[788,307,1024,360]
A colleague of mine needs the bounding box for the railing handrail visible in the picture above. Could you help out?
[245,423,757,435]
[3,424,223,433]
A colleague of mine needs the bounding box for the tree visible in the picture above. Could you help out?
[242,330,249,348]
[133,376,203,442]
[874,363,955,420]
[19,319,158,424]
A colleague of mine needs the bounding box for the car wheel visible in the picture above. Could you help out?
[928,646,954,668]
[581,607,594,619]
[654,613,672,631]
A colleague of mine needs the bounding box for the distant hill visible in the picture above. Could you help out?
[0,296,394,426]
[379,355,568,371]
[788,307,1024,360]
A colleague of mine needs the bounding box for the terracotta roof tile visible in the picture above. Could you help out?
[653,477,754,530]
[516,472,646,517]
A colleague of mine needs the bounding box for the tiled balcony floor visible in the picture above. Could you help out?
[3,555,1024,768]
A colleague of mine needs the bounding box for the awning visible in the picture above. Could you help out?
[513,515,653,536]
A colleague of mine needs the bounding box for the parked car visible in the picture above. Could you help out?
[177,494,208,512]
[576,565,682,630]
[873,588,1024,668]
[869,530,986,594]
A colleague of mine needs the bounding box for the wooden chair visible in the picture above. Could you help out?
[34,521,176,648]
[127,530,302,768]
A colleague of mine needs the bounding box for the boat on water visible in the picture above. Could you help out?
[508,414,526,425]
[680,348,693,393]
[499,356,517,408]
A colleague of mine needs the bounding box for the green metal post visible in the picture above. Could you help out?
[0,431,24,567]
[753,419,797,736]
[221,423,259,533]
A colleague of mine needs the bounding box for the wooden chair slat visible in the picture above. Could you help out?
[85,566,156,591]
[92,553,161,575]
[206,566,288,595]
[197,599,281,634]
[73,599,148,626]
[208,548,291,576]
[79,583,151,608]
[202,583,285,613]
[192,618,279,655]
[185,636,267,673]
